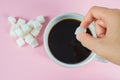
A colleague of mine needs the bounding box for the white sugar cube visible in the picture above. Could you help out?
[8,16,16,24]
[31,28,40,37]
[10,24,19,37]
[32,21,42,28]
[10,30,16,37]
[27,20,34,28]
[36,16,45,23]
[30,40,39,48]
[15,27,24,37]
[31,27,41,37]
[17,18,26,26]
[21,24,32,34]
[16,38,25,47]
[75,26,86,35]
[24,34,35,44]
[11,24,17,31]
[11,24,19,30]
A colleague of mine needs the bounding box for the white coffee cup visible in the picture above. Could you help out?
[44,13,106,67]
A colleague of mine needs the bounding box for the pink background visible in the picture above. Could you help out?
[0,0,120,80]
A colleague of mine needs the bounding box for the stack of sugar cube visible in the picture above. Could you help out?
[8,16,45,48]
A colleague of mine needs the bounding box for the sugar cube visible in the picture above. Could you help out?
[10,30,16,37]
[27,20,34,27]
[21,24,32,34]
[30,40,39,48]
[75,26,86,35]
[10,24,19,37]
[24,34,35,45]
[16,38,25,47]
[11,24,19,30]
[15,27,24,37]
[31,27,41,37]
[32,21,42,28]
[36,16,45,23]
[31,29,40,37]
[8,16,16,24]
[17,18,26,26]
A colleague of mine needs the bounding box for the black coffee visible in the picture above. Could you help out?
[48,19,91,64]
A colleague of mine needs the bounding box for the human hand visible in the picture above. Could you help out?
[76,6,120,65]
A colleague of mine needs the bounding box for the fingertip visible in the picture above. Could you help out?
[76,33,81,41]
[80,20,89,29]
[76,32,86,42]
[76,32,101,52]
[80,15,94,28]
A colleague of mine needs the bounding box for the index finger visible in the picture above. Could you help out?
[81,6,110,28]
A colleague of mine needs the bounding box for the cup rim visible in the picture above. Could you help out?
[44,13,96,67]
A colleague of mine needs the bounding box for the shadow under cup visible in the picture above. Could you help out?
[44,13,96,67]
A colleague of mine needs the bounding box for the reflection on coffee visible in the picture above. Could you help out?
[48,19,91,64]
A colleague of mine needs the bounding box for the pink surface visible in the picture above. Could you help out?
[0,0,120,80]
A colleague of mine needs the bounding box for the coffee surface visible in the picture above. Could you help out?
[48,19,91,64]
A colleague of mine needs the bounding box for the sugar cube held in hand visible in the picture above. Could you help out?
[75,26,86,35]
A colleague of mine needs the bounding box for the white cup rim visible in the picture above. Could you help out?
[44,13,96,67]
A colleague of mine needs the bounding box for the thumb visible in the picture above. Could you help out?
[76,32,101,52]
